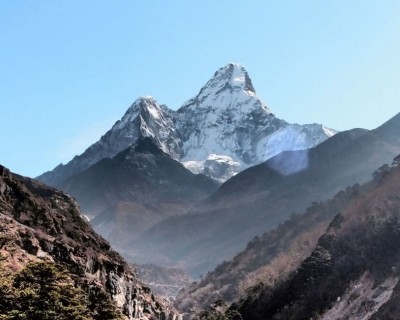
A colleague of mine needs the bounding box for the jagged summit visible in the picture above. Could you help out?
[178,63,270,114]
[116,96,164,129]
[209,63,256,93]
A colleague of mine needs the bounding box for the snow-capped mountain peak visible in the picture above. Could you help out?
[111,96,182,158]
[175,63,278,169]
[38,63,336,186]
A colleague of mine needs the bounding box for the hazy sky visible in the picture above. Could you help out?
[1,1,399,178]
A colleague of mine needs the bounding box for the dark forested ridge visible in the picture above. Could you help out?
[190,156,400,319]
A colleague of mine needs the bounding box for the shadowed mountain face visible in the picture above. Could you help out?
[0,164,178,319]
[58,137,219,248]
[174,182,364,312]
[130,113,400,276]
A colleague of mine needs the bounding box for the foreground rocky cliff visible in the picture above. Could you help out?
[0,164,179,320]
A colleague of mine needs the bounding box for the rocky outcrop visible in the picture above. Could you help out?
[0,164,180,320]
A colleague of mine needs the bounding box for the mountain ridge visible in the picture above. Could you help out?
[58,137,219,248]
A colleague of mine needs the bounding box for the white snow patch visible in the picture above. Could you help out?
[183,154,241,182]
[182,160,205,175]
[323,125,337,137]
[146,101,162,120]
[207,154,239,163]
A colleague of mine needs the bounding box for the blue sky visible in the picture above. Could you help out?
[1,1,400,177]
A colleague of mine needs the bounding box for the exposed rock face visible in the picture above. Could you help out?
[38,63,334,185]
[0,164,180,320]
